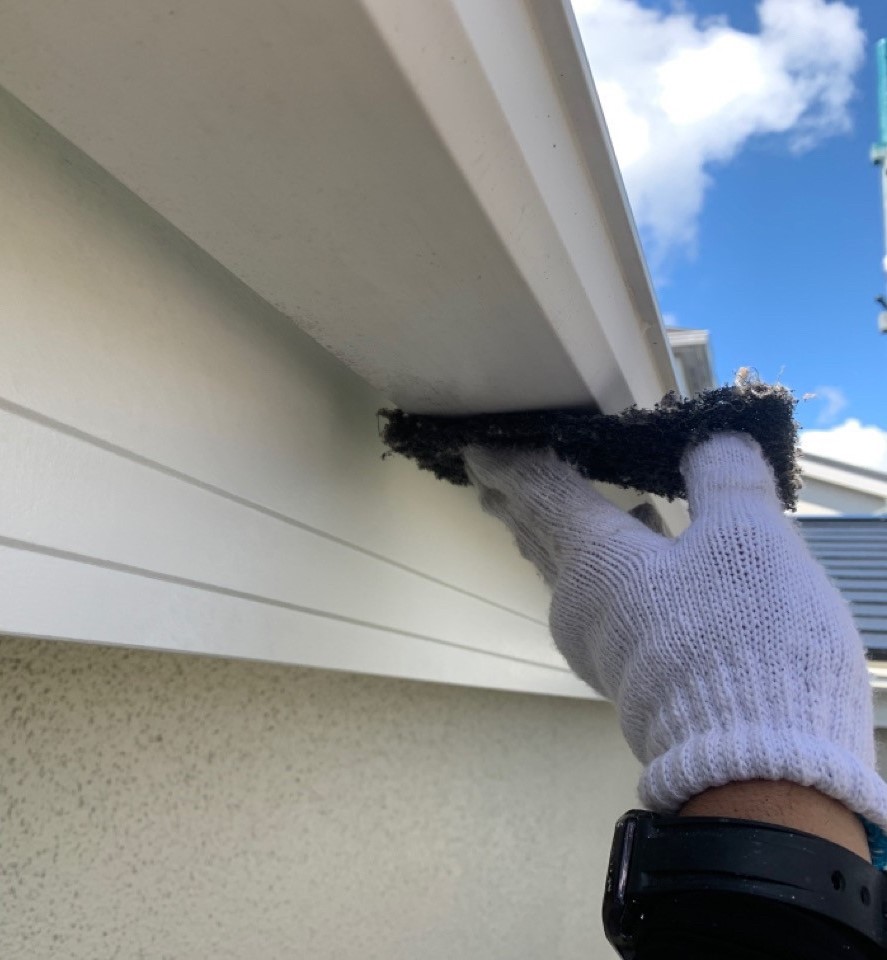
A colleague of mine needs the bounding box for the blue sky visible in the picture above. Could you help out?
[573,0,887,469]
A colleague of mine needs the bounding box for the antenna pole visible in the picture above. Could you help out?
[871,39,887,333]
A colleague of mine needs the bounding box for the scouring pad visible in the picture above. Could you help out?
[379,379,801,511]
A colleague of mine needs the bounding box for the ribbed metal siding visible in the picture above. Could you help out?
[796,517,887,656]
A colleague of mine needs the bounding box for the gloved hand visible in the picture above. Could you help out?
[464,432,887,829]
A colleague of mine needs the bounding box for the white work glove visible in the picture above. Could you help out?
[464,432,887,829]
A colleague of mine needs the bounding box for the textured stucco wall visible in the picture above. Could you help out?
[1,635,640,960]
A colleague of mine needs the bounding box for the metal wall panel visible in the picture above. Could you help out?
[796,517,887,655]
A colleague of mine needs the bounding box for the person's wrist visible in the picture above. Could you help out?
[678,779,872,862]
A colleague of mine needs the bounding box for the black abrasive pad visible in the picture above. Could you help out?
[379,382,800,510]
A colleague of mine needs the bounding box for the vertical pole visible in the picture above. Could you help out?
[872,40,887,332]
[876,38,887,150]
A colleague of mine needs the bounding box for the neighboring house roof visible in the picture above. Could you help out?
[797,453,887,518]
[800,453,887,504]
[666,327,717,396]
[796,517,887,672]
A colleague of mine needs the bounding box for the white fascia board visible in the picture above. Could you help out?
[388,0,681,410]
[665,329,711,347]
[523,0,679,404]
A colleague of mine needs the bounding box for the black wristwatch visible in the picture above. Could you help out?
[603,809,887,959]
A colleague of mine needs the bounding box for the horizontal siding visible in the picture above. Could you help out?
[0,549,591,698]
[796,517,887,654]
[1,407,559,668]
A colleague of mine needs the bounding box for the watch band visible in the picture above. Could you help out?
[603,809,887,959]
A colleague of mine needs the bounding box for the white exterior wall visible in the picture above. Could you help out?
[0,82,643,958]
[1,634,639,959]
[4,39,880,959]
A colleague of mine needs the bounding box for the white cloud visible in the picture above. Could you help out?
[572,0,864,255]
[812,385,849,425]
[800,419,887,472]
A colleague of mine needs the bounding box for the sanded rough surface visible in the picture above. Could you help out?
[1,635,639,959]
